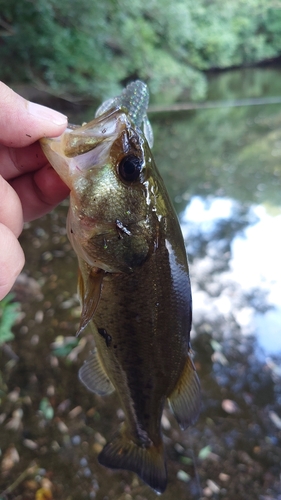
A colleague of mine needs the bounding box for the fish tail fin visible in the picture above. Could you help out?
[98,427,167,494]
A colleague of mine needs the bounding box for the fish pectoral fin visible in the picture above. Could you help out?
[77,267,104,336]
[98,427,167,494]
[78,349,115,396]
[168,353,201,431]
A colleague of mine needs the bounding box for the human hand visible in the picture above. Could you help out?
[0,81,69,300]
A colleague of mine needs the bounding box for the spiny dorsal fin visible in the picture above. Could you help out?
[78,349,115,396]
[168,353,201,430]
[98,426,167,494]
[95,81,154,147]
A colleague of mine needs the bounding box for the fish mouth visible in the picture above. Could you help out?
[41,110,132,187]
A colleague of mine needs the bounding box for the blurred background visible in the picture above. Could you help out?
[1,1,281,499]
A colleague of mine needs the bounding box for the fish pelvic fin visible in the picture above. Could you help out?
[77,265,104,336]
[78,349,115,396]
[98,428,167,494]
[168,352,201,431]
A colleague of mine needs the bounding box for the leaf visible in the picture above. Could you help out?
[35,488,53,500]
[269,411,281,430]
[222,399,239,414]
[180,456,193,465]
[0,294,20,346]
[52,338,79,358]
[198,445,212,460]
[177,470,191,483]
[1,445,20,474]
[39,398,54,420]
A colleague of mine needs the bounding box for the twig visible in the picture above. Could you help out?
[1,344,19,361]
[0,463,38,495]
[0,18,15,36]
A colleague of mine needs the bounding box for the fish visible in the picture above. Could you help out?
[40,81,200,494]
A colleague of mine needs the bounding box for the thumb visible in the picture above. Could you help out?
[0,223,25,300]
[0,81,68,147]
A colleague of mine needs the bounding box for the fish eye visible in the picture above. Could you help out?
[118,155,143,182]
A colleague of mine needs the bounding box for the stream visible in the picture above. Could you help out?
[1,67,281,500]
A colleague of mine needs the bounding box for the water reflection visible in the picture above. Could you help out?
[181,196,281,357]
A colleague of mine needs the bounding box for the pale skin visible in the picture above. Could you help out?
[0,81,69,300]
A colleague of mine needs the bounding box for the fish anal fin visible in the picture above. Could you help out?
[98,427,167,494]
[77,266,104,336]
[168,353,201,430]
[78,349,114,396]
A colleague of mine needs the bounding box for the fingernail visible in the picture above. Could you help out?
[28,101,67,126]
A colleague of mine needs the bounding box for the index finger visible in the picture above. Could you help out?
[0,82,67,148]
[0,141,49,181]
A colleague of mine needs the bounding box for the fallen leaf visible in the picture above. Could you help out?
[35,488,53,500]
[206,479,220,493]
[177,470,191,483]
[1,445,20,475]
[269,411,281,429]
[221,399,239,414]
[198,445,212,460]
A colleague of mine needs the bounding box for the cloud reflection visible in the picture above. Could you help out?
[181,196,281,356]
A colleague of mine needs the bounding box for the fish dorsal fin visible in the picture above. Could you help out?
[95,81,154,148]
[79,349,115,396]
[95,97,116,118]
[77,266,104,336]
[98,425,167,493]
[168,353,201,430]
[143,115,154,148]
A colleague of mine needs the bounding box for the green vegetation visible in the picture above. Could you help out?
[39,397,54,420]
[1,0,281,103]
[150,68,281,211]
[0,294,20,346]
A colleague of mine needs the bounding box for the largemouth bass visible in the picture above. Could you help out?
[40,81,200,493]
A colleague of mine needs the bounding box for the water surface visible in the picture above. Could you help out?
[1,68,281,500]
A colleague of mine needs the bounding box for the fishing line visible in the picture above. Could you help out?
[148,96,281,113]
